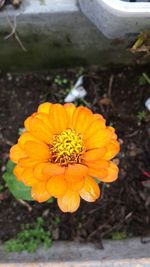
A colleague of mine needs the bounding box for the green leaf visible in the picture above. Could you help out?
[111,231,127,240]
[4,217,52,253]
[6,160,15,173]
[94,178,101,184]
[47,197,55,203]
[3,160,32,201]
[138,75,146,86]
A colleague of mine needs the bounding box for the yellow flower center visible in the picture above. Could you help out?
[50,129,85,166]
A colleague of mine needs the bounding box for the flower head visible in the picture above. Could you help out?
[10,103,120,212]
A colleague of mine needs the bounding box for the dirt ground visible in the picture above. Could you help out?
[0,65,150,244]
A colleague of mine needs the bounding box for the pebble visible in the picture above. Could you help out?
[112,158,120,165]
[52,228,59,240]
[1,166,6,172]
[7,73,12,81]
[42,209,49,217]
[118,138,124,145]
[145,98,150,111]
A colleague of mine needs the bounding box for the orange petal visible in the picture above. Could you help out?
[64,103,76,127]
[13,164,24,181]
[102,140,120,161]
[85,128,111,150]
[83,118,106,141]
[43,163,65,177]
[107,126,117,140]
[37,102,52,114]
[18,132,43,149]
[85,160,109,180]
[65,164,88,183]
[72,106,93,134]
[82,147,106,162]
[49,104,67,133]
[57,189,80,213]
[100,161,119,183]
[69,176,85,191]
[29,117,53,144]
[32,181,50,202]
[33,163,50,181]
[24,113,36,131]
[94,114,106,123]
[20,168,37,186]
[85,159,109,169]
[24,141,50,161]
[88,168,108,180]
[36,113,55,133]
[25,112,53,136]
[18,157,37,168]
[9,144,27,164]
[46,175,67,198]
[79,176,100,202]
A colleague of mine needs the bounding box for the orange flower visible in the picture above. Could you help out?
[10,103,120,212]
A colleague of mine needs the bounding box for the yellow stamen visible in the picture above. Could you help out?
[50,129,85,166]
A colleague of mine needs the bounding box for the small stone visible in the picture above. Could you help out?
[1,165,6,172]
[112,158,120,165]
[128,143,141,157]
[46,76,51,81]
[129,150,137,157]
[15,77,20,82]
[7,73,12,81]
[52,228,59,240]
[145,98,150,111]
[43,209,49,217]
[118,138,123,145]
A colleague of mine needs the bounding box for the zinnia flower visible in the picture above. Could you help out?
[10,103,120,212]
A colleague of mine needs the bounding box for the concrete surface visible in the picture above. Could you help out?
[79,0,150,38]
[0,239,150,266]
[0,0,137,71]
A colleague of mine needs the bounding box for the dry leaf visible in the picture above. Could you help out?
[0,0,5,9]
[99,97,113,106]
[11,0,21,8]
[129,31,150,54]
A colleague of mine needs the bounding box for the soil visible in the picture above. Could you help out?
[0,65,150,245]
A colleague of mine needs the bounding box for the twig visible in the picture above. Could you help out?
[90,80,100,107]
[125,130,139,138]
[18,199,32,212]
[79,98,91,108]
[100,183,107,199]
[106,74,114,115]
[99,101,106,117]
[4,139,14,146]
[142,72,150,85]
[5,15,17,39]
[0,136,14,146]
[87,224,109,241]
[88,211,133,240]
[108,74,114,98]
[101,211,133,238]
[5,15,27,52]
